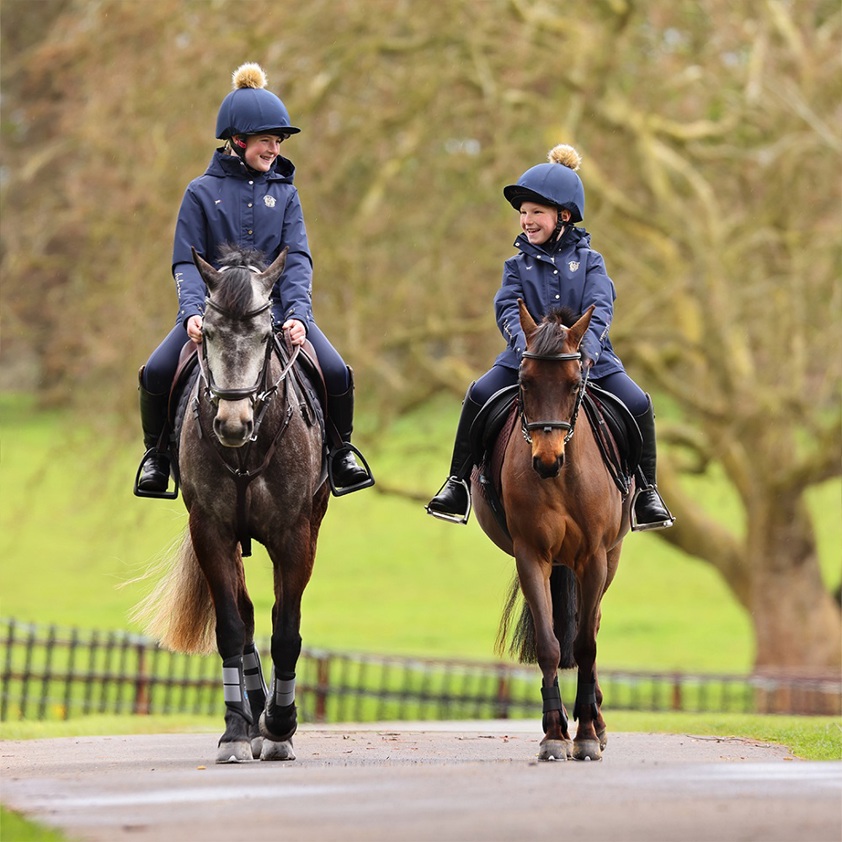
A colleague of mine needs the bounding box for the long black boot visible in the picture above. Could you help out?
[425,388,483,524]
[326,368,374,496]
[134,367,174,497]
[632,396,674,531]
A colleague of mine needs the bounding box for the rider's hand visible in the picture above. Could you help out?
[282,318,306,346]
[186,315,203,344]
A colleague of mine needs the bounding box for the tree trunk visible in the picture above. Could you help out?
[748,492,841,671]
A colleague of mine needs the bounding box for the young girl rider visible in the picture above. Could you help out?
[426,144,673,531]
[135,63,373,496]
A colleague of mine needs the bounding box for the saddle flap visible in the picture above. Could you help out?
[469,385,519,466]
[582,384,642,491]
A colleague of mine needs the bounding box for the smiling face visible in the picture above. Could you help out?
[242,133,286,172]
[519,201,570,245]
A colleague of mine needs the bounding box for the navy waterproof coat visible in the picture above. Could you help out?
[494,226,625,380]
[171,149,313,330]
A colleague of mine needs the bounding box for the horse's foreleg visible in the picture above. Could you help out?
[571,552,608,761]
[515,550,571,761]
[243,642,268,758]
[190,521,254,763]
[259,521,316,762]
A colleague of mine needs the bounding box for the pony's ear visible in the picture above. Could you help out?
[567,304,595,350]
[518,298,539,340]
[256,246,289,293]
[192,247,223,292]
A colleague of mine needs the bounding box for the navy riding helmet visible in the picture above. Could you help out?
[503,145,585,223]
[215,63,300,141]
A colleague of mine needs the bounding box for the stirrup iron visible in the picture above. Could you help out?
[133,448,179,500]
[425,478,472,525]
[630,485,674,532]
[327,443,375,497]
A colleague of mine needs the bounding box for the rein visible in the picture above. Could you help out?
[519,350,589,445]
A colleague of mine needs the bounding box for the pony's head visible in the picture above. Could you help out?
[517,299,594,478]
[193,245,288,447]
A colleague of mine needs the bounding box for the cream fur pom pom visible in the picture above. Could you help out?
[548,144,582,171]
[232,62,268,91]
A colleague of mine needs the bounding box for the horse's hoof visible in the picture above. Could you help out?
[597,727,608,751]
[250,736,263,759]
[260,739,296,761]
[538,739,572,762]
[572,739,602,761]
[216,740,253,764]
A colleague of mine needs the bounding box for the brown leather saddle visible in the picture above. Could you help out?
[470,384,642,539]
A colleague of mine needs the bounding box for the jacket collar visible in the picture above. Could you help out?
[205,147,296,183]
[514,226,590,259]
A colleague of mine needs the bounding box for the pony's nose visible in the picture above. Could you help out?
[213,401,254,447]
[533,453,563,478]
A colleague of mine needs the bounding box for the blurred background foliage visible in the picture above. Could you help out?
[1,0,840,671]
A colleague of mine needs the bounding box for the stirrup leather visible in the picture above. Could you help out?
[425,478,472,525]
[631,485,674,532]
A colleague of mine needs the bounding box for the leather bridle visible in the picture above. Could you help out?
[519,350,589,445]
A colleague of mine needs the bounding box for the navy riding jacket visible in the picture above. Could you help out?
[171,149,314,331]
[493,227,625,380]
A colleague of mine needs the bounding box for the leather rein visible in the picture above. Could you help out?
[518,349,590,445]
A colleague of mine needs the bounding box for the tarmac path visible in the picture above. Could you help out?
[2,721,840,842]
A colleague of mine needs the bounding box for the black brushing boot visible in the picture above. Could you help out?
[632,397,675,531]
[425,389,483,524]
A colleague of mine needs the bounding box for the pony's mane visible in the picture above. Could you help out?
[529,306,580,356]
[212,245,269,316]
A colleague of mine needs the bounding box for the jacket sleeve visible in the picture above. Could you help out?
[271,189,314,329]
[494,260,527,359]
[171,187,208,327]
[579,249,616,366]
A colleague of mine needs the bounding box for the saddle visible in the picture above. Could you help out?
[470,384,642,539]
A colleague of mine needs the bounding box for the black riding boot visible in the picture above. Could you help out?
[135,367,172,495]
[425,388,483,524]
[326,369,374,496]
[632,397,675,531]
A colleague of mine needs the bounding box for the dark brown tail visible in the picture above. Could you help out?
[495,566,577,667]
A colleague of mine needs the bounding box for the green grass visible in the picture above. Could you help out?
[0,392,839,675]
[0,808,68,842]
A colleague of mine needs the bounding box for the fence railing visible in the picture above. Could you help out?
[1,618,839,722]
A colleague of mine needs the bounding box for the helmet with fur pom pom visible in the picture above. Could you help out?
[215,62,300,142]
[503,144,585,223]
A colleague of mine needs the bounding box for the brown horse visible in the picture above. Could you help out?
[132,245,329,763]
[473,299,632,761]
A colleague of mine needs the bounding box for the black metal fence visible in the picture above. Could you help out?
[1,618,839,722]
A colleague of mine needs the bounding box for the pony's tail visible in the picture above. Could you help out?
[495,566,578,668]
[129,527,218,655]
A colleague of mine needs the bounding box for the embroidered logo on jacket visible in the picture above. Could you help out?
[263,195,276,208]
[568,261,580,272]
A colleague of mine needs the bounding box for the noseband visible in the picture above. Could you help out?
[519,350,589,445]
